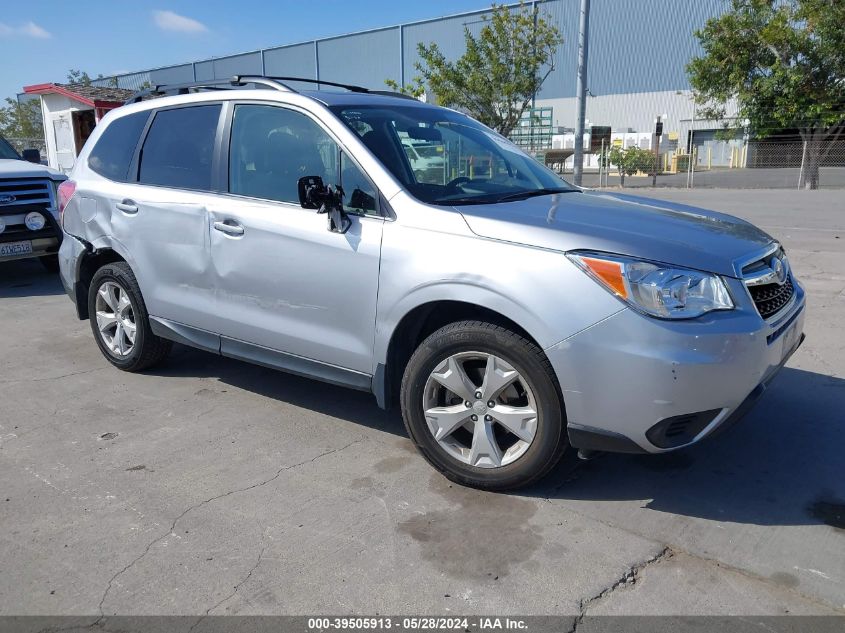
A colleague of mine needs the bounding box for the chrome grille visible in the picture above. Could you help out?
[0,179,53,208]
[749,277,795,319]
[742,246,795,320]
[0,179,57,243]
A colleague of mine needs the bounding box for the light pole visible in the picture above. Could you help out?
[687,98,696,188]
[572,0,591,186]
[742,117,750,168]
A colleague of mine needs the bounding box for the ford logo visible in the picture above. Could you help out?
[0,194,16,205]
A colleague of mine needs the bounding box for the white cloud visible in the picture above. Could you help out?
[153,10,207,33]
[0,20,51,39]
[20,21,51,38]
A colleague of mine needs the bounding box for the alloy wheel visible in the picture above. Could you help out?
[94,281,137,357]
[422,351,539,468]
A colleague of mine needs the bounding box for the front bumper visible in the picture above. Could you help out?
[0,236,59,262]
[0,205,62,263]
[547,280,806,453]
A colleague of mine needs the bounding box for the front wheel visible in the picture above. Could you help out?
[400,321,568,491]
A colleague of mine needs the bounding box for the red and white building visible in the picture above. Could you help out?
[23,83,133,173]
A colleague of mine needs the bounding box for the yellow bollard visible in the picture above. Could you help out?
[707,147,712,170]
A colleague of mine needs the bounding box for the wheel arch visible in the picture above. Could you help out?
[374,299,548,410]
[74,246,131,320]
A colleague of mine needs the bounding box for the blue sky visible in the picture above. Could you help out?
[0,0,490,100]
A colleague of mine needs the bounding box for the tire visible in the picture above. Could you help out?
[400,320,568,491]
[87,262,172,372]
[39,255,60,273]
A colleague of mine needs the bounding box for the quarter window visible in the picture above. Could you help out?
[88,111,149,181]
[340,152,377,214]
[138,105,221,190]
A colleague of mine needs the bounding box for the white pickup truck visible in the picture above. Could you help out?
[0,136,66,271]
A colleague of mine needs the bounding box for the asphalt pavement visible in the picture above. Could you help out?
[1,189,843,619]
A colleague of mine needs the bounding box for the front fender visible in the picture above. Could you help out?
[373,219,624,371]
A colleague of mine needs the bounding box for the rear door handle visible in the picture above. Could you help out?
[115,200,138,214]
[213,220,245,237]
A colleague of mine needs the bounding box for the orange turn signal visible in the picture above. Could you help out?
[579,257,629,299]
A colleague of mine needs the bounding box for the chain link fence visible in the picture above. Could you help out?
[560,116,845,190]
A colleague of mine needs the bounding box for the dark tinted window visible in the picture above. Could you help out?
[0,136,20,160]
[139,105,221,190]
[88,111,148,181]
[229,104,337,204]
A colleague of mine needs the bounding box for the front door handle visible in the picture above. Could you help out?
[115,200,138,214]
[213,220,245,237]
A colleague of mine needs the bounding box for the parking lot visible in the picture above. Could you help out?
[1,189,843,618]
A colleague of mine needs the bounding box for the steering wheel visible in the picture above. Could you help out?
[444,176,472,193]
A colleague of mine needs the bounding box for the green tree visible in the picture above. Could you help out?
[385,2,562,136]
[0,97,43,140]
[66,69,93,85]
[66,69,109,86]
[687,0,845,189]
[608,145,654,187]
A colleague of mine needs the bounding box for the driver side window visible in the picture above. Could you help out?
[229,104,338,204]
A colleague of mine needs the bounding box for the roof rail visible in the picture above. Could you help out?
[261,76,419,100]
[266,76,369,93]
[124,74,419,105]
[124,75,294,104]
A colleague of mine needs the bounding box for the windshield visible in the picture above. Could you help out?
[0,137,21,160]
[329,104,577,205]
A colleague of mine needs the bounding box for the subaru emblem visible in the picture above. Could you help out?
[0,194,16,205]
[772,257,786,284]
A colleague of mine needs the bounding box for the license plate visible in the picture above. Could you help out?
[781,320,800,361]
[0,240,33,257]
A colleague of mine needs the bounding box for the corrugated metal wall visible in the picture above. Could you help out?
[95,0,727,100]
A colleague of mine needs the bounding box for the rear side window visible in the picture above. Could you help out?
[139,105,221,190]
[88,111,149,181]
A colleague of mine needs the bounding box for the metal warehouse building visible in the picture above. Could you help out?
[33,0,742,171]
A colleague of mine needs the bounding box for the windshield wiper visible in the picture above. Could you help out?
[432,188,577,206]
[432,196,501,206]
[492,188,578,203]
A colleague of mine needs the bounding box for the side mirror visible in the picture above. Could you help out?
[297,175,324,209]
[297,175,351,234]
[22,149,41,164]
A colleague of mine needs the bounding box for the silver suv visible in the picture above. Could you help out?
[58,76,805,490]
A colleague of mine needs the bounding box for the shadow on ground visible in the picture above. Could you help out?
[152,345,407,438]
[0,259,64,298]
[152,341,845,529]
[532,367,845,529]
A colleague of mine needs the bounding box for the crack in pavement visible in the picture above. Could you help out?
[189,544,266,631]
[569,546,674,631]
[0,366,109,384]
[96,438,365,616]
[542,486,845,614]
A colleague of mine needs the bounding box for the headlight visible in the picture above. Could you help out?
[567,252,734,319]
[25,211,46,231]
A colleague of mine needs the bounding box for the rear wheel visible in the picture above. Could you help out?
[401,321,567,490]
[87,262,171,372]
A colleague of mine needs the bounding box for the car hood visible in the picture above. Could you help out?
[456,190,775,277]
[0,159,65,180]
